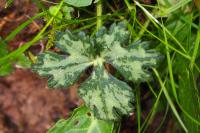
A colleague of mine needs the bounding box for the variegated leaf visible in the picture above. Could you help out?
[96,22,130,49]
[102,41,158,82]
[32,51,92,88]
[78,59,134,120]
[32,31,94,88]
[55,31,92,57]
[48,105,115,133]
[32,22,159,121]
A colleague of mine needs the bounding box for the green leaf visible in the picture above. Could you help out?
[167,12,200,132]
[48,5,74,22]
[0,37,31,76]
[0,37,13,76]
[32,22,158,120]
[62,6,74,20]
[32,52,92,88]
[96,22,130,49]
[0,63,13,76]
[102,41,158,82]
[48,106,115,133]
[15,54,31,68]
[64,0,94,7]
[49,6,63,23]
[0,38,8,57]
[156,0,191,17]
[32,31,94,88]
[55,31,91,56]
[79,60,134,120]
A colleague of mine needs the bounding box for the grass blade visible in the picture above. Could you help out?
[153,68,188,132]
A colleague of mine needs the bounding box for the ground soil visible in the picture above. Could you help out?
[0,69,79,133]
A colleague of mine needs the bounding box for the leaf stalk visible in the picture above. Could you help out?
[96,0,103,31]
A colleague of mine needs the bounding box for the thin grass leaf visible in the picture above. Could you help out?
[5,12,45,42]
[190,23,200,69]
[153,68,188,133]
[0,0,65,64]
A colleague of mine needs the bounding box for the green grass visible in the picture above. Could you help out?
[0,0,200,132]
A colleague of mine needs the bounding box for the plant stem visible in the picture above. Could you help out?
[96,0,102,31]
[190,19,200,69]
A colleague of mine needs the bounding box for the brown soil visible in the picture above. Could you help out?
[0,69,80,133]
